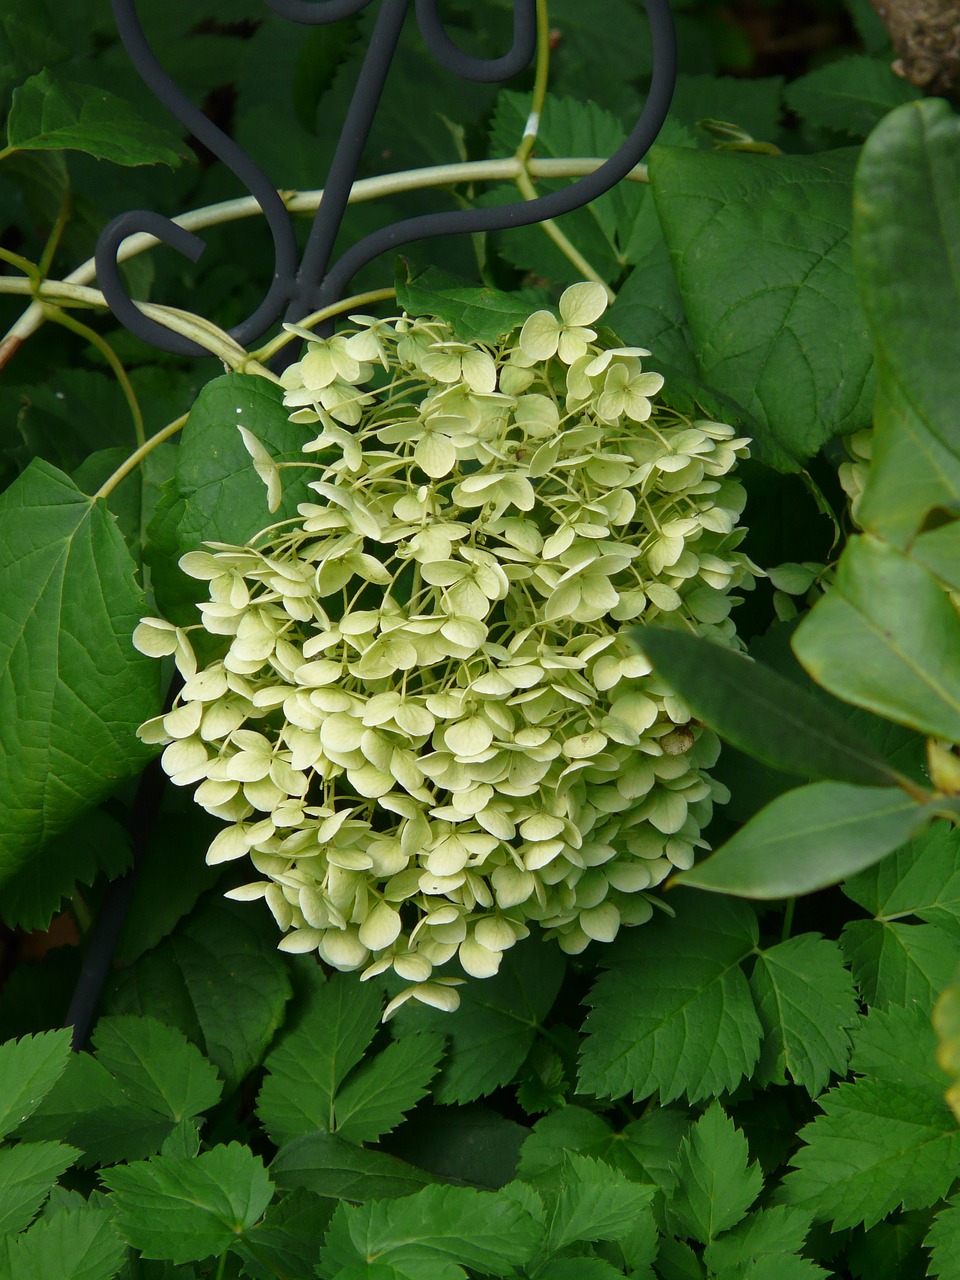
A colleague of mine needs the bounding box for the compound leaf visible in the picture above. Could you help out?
[926,1195,960,1280]
[0,1029,72,1141]
[843,821,960,926]
[0,1140,79,1236]
[333,1032,446,1145]
[784,56,920,137]
[670,1103,762,1244]
[1,1198,126,1280]
[270,1131,438,1203]
[840,918,959,1011]
[90,1016,222,1124]
[542,1155,654,1253]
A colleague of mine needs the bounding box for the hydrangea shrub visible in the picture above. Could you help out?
[135,283,757,1016]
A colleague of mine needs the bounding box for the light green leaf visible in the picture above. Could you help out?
[1,1198,126,1280]
[7,70,187,166]
[0,1029,72,1141]
[391,938,564,1104]
[270,1131,439,1203]
[792,534,960,742]
[318,1184,541,1277]
[542,1155,654,1253]
[840,918,959,1009]
[650,145,873,465]
[749,935,859,1094]
[103,1143,273,1264]
[0,460,160,881]
[670,1103,762,1244]
[256,971,382,1146]
[90,1017,222,1124]
[926,1195,960,1280]
[104,897,292,1093]
[785,56,920,136]
[704,1206,814,1274]
[634,627,901,788]
[843,821,960,926]
[854,100,960,541]
[334,1032,445,1145]
[675,782,932,899]
[0,1141,79,1236]
[578,893,762,1104]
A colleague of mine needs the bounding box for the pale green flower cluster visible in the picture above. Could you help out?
[135,282,757,1018]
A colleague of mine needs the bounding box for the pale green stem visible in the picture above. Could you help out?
[516,168,615,299]
[38,187,72,279]
[253,286,397,362]
[515,0,552,167]
[45,306,146,447]
[94,412,189,502]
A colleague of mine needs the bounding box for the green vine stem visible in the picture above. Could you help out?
[94,412,189,502]
[44,305,146,447]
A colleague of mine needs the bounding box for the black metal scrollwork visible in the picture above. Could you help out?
[95,0,677,355]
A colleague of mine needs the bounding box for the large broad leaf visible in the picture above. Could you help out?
[854,100,960,542]
[270,1132,439,1202]
[0,460,160,880]
[674,782,932,899]
[104,897,292,1093]
[104,1143,273,1264]
[0,1029,72,1141]
[784,56,920,138]
[578,893,762,1104]
[0,1198,126,1280]
[634,627,902,788]
[792,534,960,743]
[650,145,873,467]
[396,266,542,345]
[7,69,188,166]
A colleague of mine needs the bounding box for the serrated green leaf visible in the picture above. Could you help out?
[840,918,959,1010]
[232,1188,333,1280]
[270,1131,438,1202]
[704,1206,814,1274]
[854,100,960,541]
[1,1198,126,1280]
[543,1154,654,1253]
[396,266,539,344]
[634,627,901,788]
[578,893,762,1104]
[845,1210,932,1280]
[926,1194,960,1280]
[256,971,382,1146]
[670,1103,762,1244]
[395,1103,527,1191]
[318,1184,541,1277]
[843,821,960,926]
[537,1260,626,1280]
[724,1256,828,1280]
[0,1029,72,1141]
[650,145,872,465]
[0,460,160,880]
[778,1079,960,1229]
[104,896,292,1093]
[675,783,932,900]
[749,935,858,1094]
[850,1004,948,1093]
[7,70,187,166]
[792,534,960,742]
[90,1017,222,1124]
[0,1141,79,1236]
[606,233,699,381]
[391,938,564,1104]
[655,1235,706,1279]
[785,56,920,137]
[103,1143,273,1264]
[334,1032,445,1145]
[670,73,785,140]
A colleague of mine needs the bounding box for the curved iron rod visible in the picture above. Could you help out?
[415,0,537,83]
[264,0,375,20]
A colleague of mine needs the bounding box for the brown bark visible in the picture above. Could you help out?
[870,0,960,97]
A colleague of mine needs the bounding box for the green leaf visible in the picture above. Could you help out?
[104,897,292,1093]
[537,1261,627,1280]
[844,1212,932,1280]
[792,534,960,742]
[256,971,382,1146]
[334,1032,445,1145]
[318,1184,541,1278]
[649,145,873,465]
[749,935,859,1094]
[0,1029,72,1141]
[1,1198,126,1280]
[778,1077,960,1229]
[843,821,960,926]
[926,1195,960,1280]
[90,1017,222,1124]
[0,809,132,934]
[854,100,960,541]
[390,937,564,1104]
[606,232,699,381]
[849,1004,947,1092]
[784,56,920,137]
[704,1206,815,1274]
[232,1189,334,1280]
[578,893,762,1104]
[7,70,188,166]
[841,918,959,1009]
[103,1143,273,1264]
[674,782,932,899]
[396,266,539,344]
[0,460,160,881]
[654,1236,706,1280]
[395,1104,527,1191]
[669,73,785,140]
[633,627,901,788]
[0,1141,80,1236]
[670,1103,762,1244]
[542,1155,654,1253]
[270,1131,439,1202]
